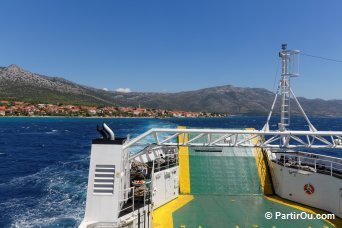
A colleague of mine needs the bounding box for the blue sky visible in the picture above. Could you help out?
[0,0,342,99]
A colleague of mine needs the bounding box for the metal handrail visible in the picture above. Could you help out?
[119,187,135,214]
[277,153,342,177]
[296,151,342,162]
[153,154,179,173]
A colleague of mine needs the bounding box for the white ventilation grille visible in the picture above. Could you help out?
[93,165,115,194]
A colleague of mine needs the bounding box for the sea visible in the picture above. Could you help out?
[0,116,341,227]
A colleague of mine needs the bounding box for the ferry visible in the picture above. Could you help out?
[79,45,342,227]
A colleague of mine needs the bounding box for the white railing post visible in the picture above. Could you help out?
[132,187,135,213]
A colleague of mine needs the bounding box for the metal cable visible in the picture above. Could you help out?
[301,52,342,63]
[272,59,280,93]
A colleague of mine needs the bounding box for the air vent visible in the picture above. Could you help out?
[93,165,115,194]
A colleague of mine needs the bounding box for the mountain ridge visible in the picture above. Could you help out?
[1,64,342,116]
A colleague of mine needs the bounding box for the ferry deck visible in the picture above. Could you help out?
[152,132,340,228]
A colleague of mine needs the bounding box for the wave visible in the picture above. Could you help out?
[1,157,89,227]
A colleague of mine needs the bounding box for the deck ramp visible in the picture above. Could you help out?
[153,131,334,228]
[189,143,262,195]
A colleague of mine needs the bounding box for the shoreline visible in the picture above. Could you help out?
[0,115,232,119]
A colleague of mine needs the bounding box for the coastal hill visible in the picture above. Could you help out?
[0,64,341,116]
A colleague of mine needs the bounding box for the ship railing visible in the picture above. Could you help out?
[276,153,342,178]
[118,183,152,217]
[153,153,179,173]
[296,151,342,164]
[118,187,135,215]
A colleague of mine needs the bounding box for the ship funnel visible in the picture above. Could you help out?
[96,125,107,139]
[103,123,115,140]
[96,123,115,140]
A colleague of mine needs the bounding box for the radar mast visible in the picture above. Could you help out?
[263,44,316,132]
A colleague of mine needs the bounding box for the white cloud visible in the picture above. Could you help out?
[115,88,132,93]
[102,88,109,91]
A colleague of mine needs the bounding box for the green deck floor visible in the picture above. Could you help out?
[173,195,333,227]
[172,133,333,228]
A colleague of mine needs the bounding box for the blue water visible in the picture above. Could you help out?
[0,116,341,227]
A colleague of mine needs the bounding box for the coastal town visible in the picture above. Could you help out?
[0,100,228,118]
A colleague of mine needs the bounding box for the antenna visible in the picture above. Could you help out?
[263,44,316,132]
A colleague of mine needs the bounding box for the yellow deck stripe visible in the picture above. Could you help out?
[152,195,194,228]
[246,128,273,195]
[178,126,190,194]
[265,195,341,228]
